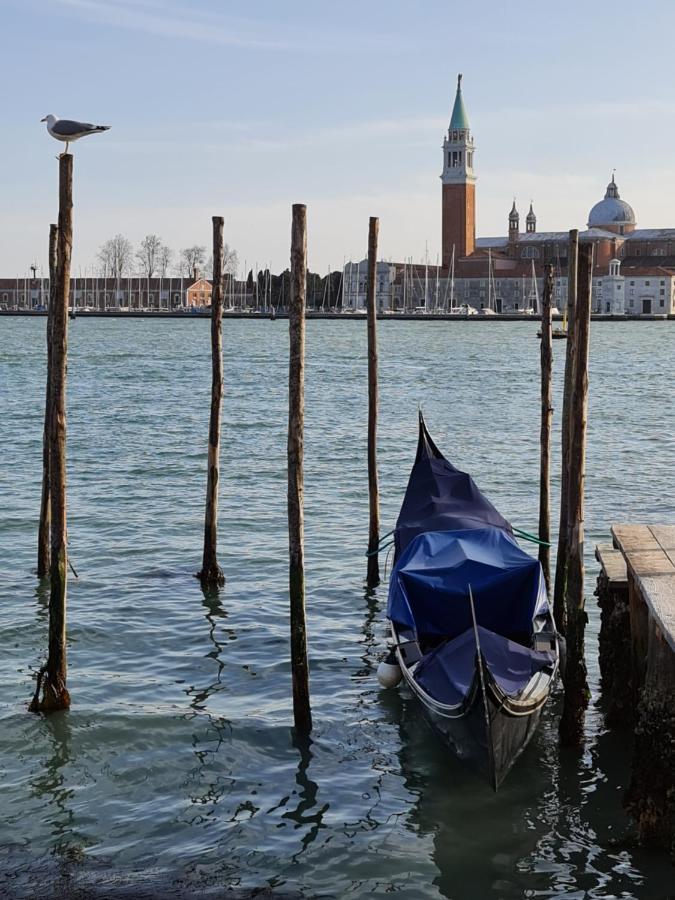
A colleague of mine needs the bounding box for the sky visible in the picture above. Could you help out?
[3,0,675,277]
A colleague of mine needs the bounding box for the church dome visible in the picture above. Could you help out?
[587,175,635,229]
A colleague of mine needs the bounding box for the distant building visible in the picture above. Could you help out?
[186,277,212,308]
[0,273,245,312]
[341,75,675,316]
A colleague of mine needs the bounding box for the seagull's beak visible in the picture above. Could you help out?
[40,117,47,122]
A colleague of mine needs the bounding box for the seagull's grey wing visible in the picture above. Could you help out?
[51,119,95,136]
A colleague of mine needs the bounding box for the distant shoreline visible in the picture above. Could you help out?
[1,309,673,322]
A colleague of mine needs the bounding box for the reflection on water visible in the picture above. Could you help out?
[283,737,328,861]
[1,318,674,898]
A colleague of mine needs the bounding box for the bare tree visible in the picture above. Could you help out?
[97,234,133,279]
[136,234,163,278]
[157,245,173,277]
[180,245,207,278]
[206,244,239,277]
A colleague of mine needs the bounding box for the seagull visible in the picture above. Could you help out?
[41,114,110,154]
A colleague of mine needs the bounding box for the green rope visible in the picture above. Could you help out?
[513,527,551,548]
[366,539,395,558]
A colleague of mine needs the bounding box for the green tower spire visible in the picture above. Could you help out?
[449,73,470,131]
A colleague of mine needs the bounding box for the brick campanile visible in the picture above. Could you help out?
[441,74,476,267]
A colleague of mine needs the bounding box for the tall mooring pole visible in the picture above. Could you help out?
[30,155,73,713]
[288,203,312,735]
[198,216,226,588]
[560,241,592,745]
[366,216,380,587]
[538,264,554,596]
[553,229,579,633]
[37,223,58,579]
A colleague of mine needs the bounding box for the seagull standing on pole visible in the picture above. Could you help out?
[41,115,110,154]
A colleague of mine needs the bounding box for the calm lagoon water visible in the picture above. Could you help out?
[1,317,674,898]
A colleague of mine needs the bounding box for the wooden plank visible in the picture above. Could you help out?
[626,549,675,579]
[612,524,660,554]
[649,525,675,551]
[595,541,614,556]
[637,573,675,653]
[595,545,628,586]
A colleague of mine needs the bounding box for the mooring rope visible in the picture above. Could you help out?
[512,526,551,547]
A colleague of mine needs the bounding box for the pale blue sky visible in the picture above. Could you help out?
[3,0,675,276]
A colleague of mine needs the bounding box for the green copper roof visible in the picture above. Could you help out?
[449,74,470,131]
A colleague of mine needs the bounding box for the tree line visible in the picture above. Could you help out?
[95,235,349,309]
[243,268,346,309]
[95,234,238,279]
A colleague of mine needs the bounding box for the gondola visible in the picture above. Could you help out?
[378,414,560,790]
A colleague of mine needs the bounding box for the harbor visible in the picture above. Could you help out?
[2,314,674,897]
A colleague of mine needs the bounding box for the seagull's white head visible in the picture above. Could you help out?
[41,115,57,125]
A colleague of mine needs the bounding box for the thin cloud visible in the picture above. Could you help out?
[99,115,446,154]
[51,0,405,53]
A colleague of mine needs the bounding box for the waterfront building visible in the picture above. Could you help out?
[340,76,675,316]
[436,76,675,314]
[185,277,213,308]
[0,274,246,312]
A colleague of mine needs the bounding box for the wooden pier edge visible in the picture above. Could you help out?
[605,524,675,856]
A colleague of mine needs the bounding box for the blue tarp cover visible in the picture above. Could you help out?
[387,527,547,640]
[414,626,554,706]
[394,419,511,556]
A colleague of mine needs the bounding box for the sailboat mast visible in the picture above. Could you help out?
[488,249,492,312]
[435,254,440,312]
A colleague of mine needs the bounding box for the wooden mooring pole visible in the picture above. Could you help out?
[30,155,73,713]
[37,223,58,579]
[288,203,312,734]
[559,240,592,744]
[538,264,554,596]
[553,229,579,633]
[366,217,380,587]
[197,216,226,588]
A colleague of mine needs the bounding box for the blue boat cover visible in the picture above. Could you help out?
[414,626,554,706]
[395,416,511,557]
[387,527,548,640]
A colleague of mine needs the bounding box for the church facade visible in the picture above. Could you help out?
[437,74,675,315]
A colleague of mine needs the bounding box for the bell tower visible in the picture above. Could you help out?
[441,74,476,267]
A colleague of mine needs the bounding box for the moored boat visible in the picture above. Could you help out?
[379,414,560,790]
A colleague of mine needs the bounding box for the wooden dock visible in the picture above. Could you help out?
[596,524,675,856]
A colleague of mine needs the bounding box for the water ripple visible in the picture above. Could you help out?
[1,317,674,898]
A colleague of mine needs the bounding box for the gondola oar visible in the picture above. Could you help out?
[468,584,498,792]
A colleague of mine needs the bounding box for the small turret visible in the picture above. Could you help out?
[526,201,536,234]
[509,200,519,243]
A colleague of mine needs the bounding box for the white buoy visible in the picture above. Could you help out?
[377,650,402,688]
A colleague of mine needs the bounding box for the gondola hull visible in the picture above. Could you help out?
[411,679,545,790]
[393,622,552,790]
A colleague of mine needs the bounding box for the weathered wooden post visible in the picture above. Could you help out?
[538,264,554,596]
[553,229,579,633]
[30,156,73,713]
[37,224,58,579]
[559,240,592,744]
[197,216,225,588]
[288,203,312,734]
[366,217,380,587]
